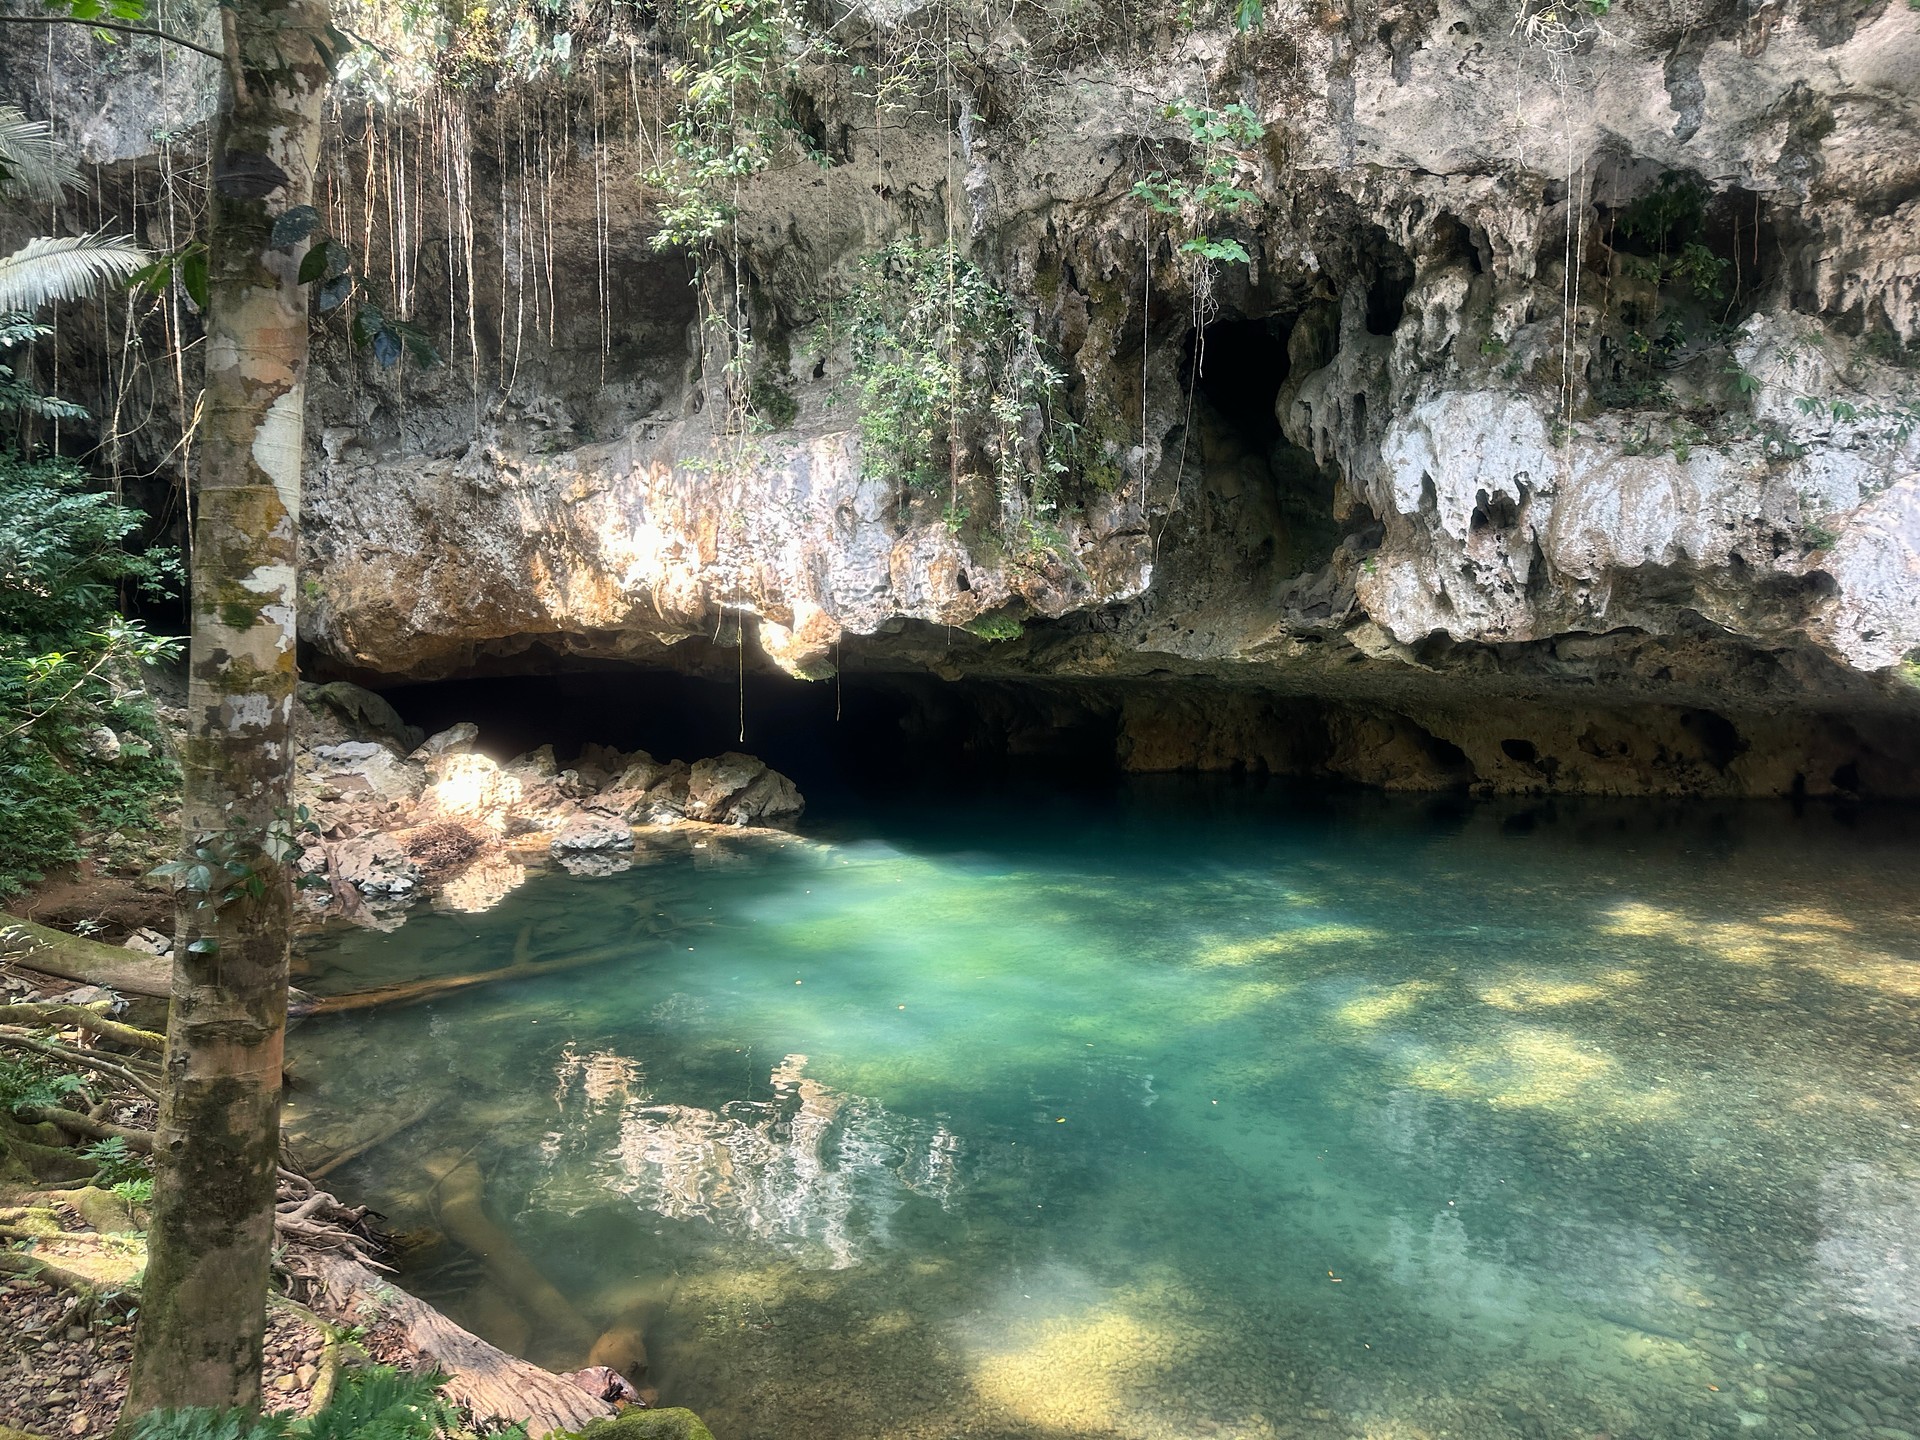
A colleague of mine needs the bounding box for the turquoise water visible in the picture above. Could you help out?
[288,785,1920,1440]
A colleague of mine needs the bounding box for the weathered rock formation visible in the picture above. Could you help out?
[290,684,804,918]
[7,0,1919,795]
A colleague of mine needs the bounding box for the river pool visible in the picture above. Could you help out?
[287,784,1920,1440]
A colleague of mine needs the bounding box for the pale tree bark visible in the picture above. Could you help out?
[124,0,333,1416]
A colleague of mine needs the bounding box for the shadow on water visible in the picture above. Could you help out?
[288,779,1920,1440]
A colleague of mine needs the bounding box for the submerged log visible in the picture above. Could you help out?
[310,1098,440,1180]
[306,1251,614,1437]
[425,1154,596,1362]
[291,943,633,1017]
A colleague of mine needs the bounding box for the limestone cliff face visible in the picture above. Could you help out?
[7,1,1919,794]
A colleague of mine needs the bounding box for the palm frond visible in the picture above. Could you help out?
[0,105,80,202]
[0,234,147,314]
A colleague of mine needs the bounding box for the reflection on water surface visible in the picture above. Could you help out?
[289,786,1920,1440]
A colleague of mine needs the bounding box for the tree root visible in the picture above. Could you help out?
[15,1106,153,1151]
[273,1174,386,1268]
[0,1001,165,1052]
[303,1251,614,1438]
[0,1131,96,1184]
[0,1247,110,1310]
[0,1029,162,1105]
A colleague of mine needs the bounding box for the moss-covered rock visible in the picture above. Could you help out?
[566,1409,716,1440]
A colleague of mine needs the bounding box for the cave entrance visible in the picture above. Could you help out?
[1186,312,1345,572]
[372,665,1133,819]
[1192,314,1288,450]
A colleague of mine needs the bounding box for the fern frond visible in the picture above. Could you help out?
[123,1407,293,1440]
[0,234,147,314]
[301,1365,450,1440]
[0,105,79,202]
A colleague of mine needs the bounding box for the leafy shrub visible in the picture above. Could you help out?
[829,239,1076,521]
[82,1134,151,1186]
[1131,101,1264,268]
[112,1175,155,1207]
[0,452,181,895]
[0,1054,86,1114]
[964,614,1024,642]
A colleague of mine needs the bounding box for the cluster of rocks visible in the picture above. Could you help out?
[289,683,805,919]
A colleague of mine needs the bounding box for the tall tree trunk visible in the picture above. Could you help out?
[124,0,331,1415]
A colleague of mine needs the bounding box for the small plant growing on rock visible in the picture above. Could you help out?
[1131,101,1264,271]
[964,614,1024,642]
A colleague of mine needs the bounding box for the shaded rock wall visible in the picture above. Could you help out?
[5,0,1919,795]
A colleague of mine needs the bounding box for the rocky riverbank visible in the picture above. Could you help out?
[289,684,807,930]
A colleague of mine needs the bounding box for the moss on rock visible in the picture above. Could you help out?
[566,1409,716,1440]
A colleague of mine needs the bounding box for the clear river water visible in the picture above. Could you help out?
[287,782,1920,1440]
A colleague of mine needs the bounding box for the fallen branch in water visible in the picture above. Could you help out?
[310,1098,439,1180]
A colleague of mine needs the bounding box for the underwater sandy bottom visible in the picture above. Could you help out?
[288,787,1920,1440]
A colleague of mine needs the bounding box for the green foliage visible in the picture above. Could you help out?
[0,1054,86,1114]
[0,103,81,202]
[0,233,146,315]
[1618,172,1710,252]
[1615,172,1728,304]
[1793,393,1920,445]
[829,239,1076,520]
[747,379,798,429]
[1171,0,1266,29]
[964,614,1023,642]
[36,0,155,25]
[263,210,439,370]
[124,1408,292,1440]
[1131,102,1264,269]
[0,316,88,424]
[82,1134,151,1185]
[112,1175,154,1206]
[1862,328,1919,369]
[152,805,326,950]
[0,453,180,896]
[126,1366,465,1440]
[645,0,826,252]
